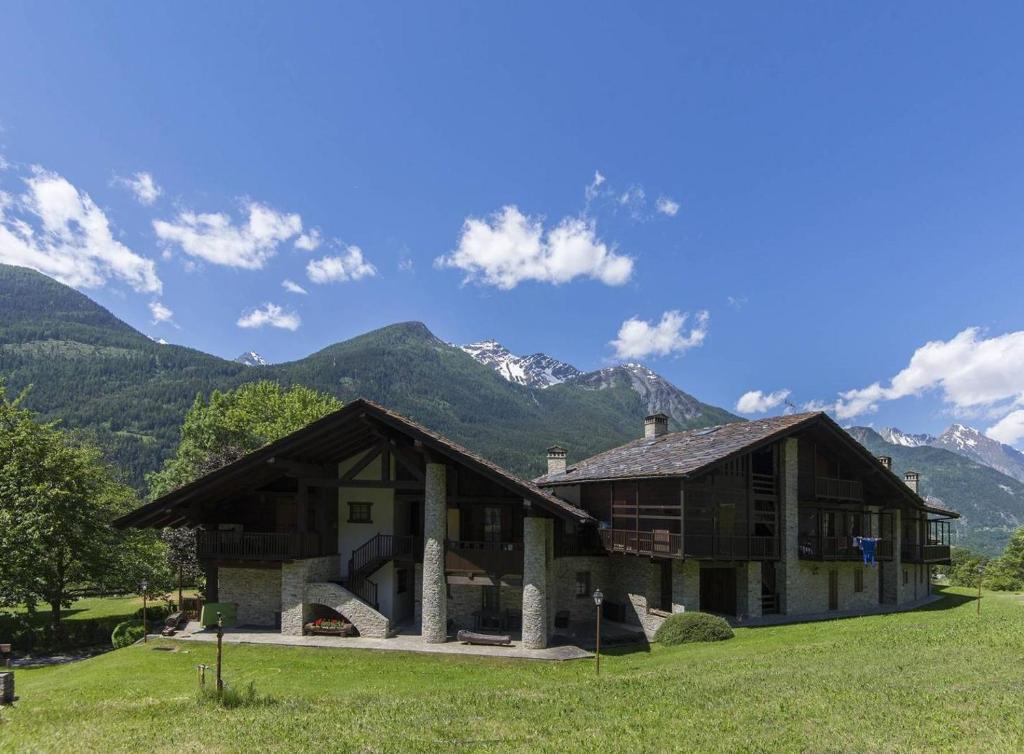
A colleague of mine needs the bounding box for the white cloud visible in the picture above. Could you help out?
[988,410,1024,446]
[0,166,162,293]
[585,170,606,202]
[832,327,1024,421]
[306,246,377,284]
[611,310,709,360]
[282,279,308,295]
[294,227,322,251]
[236,302,300,331]
[148,300,174,324]
[153,201,302,270]
[736,389,792,414]
[398,257,414,273]
[655,196,680,217]
[618,185,647,220]
[113,171,162,205]
[436,205,633,289]
[726,295,748,309]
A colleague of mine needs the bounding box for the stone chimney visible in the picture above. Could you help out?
[878,456,892,471]
[904,470,920,494]
[644,413,669,439]
[546,446,567,475]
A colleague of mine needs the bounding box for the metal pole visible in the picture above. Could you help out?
[142,591,148,644]
[216,611,224,697]
[595,602,601,676]
[977,573,982,615]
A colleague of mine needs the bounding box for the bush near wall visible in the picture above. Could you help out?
[654,612,734,645]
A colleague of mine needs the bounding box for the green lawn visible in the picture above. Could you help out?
[2,587,1022,753]
[8,595,148,626]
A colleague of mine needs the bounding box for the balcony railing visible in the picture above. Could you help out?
[598,529,780,560]
[197,530,322,561]
[445,540,524,575]
[815,476,864,502]
[901,542,952,563]
[799,536,893,561]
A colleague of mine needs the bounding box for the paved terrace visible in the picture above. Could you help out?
[167,620,646,661]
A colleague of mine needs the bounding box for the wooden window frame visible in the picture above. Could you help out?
[348,501,373,524]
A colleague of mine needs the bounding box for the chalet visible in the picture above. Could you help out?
[115,400,957,647]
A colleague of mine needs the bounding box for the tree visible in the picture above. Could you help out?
[146,381,343,598]
[982,526,1024,591]
[947,547,990,588]
[0,383,168,627]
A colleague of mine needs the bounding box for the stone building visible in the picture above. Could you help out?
[116,400,957,646]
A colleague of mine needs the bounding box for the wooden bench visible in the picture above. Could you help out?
[456,630,512,646]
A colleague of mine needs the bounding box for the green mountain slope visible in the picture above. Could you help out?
[0,264,735,487]
[848,426,1024,554]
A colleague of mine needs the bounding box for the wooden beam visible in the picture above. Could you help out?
[266,457,332,478]
[390,442,426,481]
[341,441,386,481]
[301,478,424,490]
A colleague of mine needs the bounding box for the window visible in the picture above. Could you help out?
[348,502,373,523]
[482,507,502,543]
[575,571,591,598]
[854,568,864,593]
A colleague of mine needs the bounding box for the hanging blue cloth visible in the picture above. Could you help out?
[856,536,877,565]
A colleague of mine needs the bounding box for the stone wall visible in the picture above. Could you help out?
[672,559,700,613]
[737,561,762,620]
[281,555,341,635]
[218,567,282,627]
[779,437,800,615]
[605,556,661,639]
[550,556,610,624]
[786,561,880,615]
[447,583,523,630]
[304,581,390,638]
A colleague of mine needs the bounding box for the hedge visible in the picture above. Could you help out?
[654,612,734,645]
[111,620,147,649]
[0,604,170,654]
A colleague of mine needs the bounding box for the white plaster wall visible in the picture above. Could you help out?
[337,454,395,575]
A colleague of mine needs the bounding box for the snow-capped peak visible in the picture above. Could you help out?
[235,350,268,367]
[878,427,935,447]
[459,340,580,389]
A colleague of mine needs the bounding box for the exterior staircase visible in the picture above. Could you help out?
[343,533,416,610]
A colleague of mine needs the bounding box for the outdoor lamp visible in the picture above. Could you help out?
[593,588,603,606]
[592,588,604,675]
[140,579,148,593]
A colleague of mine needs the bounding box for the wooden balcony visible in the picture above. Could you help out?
[598,529,780,560]
[901,542,952,563]
[445,540,523,575]
[799,536,893,562]
[197,531,322,562]
[815,476,864,502]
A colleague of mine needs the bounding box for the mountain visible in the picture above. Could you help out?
[0,263,737,489]
[235,351,268,367]
[878,427,935,447]
[931,424,1024,484]
[458,340,580,388]
[460,341,736,431]
[848,426,1024,554]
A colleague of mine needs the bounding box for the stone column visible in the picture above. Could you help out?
[778,437,799,615]
[522,513,550,649]
[739,561,762,620]
[421,461,448,643]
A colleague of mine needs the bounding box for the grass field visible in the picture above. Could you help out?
[1,587,1022,753]
[8,595,148,626]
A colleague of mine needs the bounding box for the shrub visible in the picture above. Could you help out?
[0,612,130,654]
[111,620,147,649]
[654,612,734,645]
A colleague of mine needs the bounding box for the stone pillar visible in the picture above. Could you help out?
[674,559,700,613]
[522,514,550,649]
[778,437,799,614]
[421,461,448,643]
[738,561,762,620]
[0,672,13,705]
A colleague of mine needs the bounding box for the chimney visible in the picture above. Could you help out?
[878,456,892,471]
[644,413,669,439]
[546,445,567,475]
[904,470,920,494]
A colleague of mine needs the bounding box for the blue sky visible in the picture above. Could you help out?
[2,3,1024,446]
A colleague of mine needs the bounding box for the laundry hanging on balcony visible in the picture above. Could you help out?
[853,536,879,566]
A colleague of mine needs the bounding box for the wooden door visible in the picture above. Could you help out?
[828,570,839,611]
[699,567,737,616]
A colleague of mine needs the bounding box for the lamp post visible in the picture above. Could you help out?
[216,611,224,698]
[977,564,985,615]
[592,588,603,676]
[140,579,149,644]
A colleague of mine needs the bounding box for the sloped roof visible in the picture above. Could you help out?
[115,398,591,528]
[535,413,819,485]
